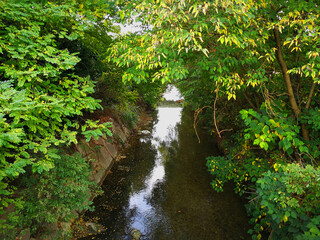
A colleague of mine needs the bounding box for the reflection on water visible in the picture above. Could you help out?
[128,105,182,236]
[81,86,250,240]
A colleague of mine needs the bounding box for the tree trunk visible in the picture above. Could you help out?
[273,28,310,141]
[273,28,301,117]
[243,91,258,110]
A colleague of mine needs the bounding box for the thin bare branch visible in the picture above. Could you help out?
[194,105,213,143]
[213,89,221,138]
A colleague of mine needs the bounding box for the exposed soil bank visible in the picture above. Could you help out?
[73,105,250,240]
[65,110,154,239]
[10,109,153,240]
[77,109,154,186]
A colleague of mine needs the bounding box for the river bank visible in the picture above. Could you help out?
[72,97,250,239]
[5,105,154,240]
[68,109,155,239]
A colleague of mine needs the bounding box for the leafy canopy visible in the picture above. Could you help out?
[109,0,320,239]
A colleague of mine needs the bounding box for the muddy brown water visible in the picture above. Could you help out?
[80,102,250,240]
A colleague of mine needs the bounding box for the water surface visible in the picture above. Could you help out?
[81,88,250,239]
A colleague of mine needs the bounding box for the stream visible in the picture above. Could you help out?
[80,86,250,240]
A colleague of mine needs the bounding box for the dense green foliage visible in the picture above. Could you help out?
[4,153,100,239]
[108,0,320,239]
[0,1,122,238]
[1,0,320,239]
[0,0,166,237]
[252,163,320,239]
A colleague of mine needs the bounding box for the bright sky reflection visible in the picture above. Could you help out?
[127,87,182,234]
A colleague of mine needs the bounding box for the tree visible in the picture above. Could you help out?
[108,0,320,238]
[110,0,319,139]
[0,0,114,236]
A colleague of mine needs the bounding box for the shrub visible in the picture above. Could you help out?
[2,152,101,239]
[248,163,320,240]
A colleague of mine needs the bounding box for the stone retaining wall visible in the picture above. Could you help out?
[19,118,132,240]
[12,111,152,240]
[75,119,130,185]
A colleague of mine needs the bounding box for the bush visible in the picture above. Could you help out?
[248,163,320,240]
[2,152,101,239]
[207,107,320,239]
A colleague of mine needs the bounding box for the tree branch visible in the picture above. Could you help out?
[213,89,221,138]
[213,88,232,138]
[305,82,316,109]
[193,106,212,143]
[243,91,258,110]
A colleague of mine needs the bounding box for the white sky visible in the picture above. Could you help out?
[162,85,183,101]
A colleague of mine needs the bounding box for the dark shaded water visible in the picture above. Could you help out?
[81,102,250,239]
